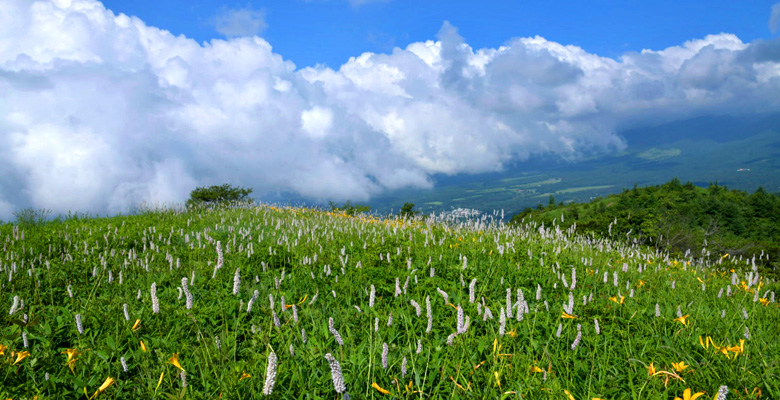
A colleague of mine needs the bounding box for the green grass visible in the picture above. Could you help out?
[0,204,777,399]
[554,185,615,195]
[636,148,682,161]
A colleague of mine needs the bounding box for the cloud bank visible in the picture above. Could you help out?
[1,0,779,219]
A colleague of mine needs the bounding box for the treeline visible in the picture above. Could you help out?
[511,178,780,266]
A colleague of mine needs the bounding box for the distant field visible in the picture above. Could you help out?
[637,148,681,160]
[534,185,615,197]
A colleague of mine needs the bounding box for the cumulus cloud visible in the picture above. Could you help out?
[1,0,779,220]
[214,6,267,37]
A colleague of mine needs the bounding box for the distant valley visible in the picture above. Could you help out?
[367,113,780,217]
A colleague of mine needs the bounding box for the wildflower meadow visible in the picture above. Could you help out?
[0,204,777,399]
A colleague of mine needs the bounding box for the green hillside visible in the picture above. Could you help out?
[511,179,780,271]
[0,203,777,398]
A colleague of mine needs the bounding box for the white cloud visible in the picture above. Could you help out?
[301,106,334,138]
[214,7,267,38]
[1,0,779,220]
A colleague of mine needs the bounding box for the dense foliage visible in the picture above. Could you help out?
[328,201,371,216]
[186,184,253,208]
[0,204,777,399]
[512,179,780,270]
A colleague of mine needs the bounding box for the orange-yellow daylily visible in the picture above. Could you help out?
[131,319,141,332]
[13,350,30,365]
[672,361,689,373]
[140,340,147,352]
[239,371,251,381]
[169,353,185,371]
[449,376,467,391]
[155,371,164,391]
[89,377,115,399]
[62,348,80,373]
[674,315,689,327]
[372,382,393,395]
[609,295,625,304]
[530,365,544,373]
[564,389,576,400]
[637,280,646,288]
[494,371,501,388]
[561,311,578,319]
[722,339,745,358]
[0,343,7,355]
[759,298,769,306]
[647,362,656,376]
[673,388,704,400]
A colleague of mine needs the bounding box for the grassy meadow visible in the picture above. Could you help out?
[0,204,777,399]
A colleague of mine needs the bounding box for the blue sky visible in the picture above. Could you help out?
[101,0,779,68]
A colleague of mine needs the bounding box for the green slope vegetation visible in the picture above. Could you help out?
[511,179,780,270]
[0,203,778,398]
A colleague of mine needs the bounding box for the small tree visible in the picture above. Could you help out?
[187,184,253,208]
[399,202,419,219]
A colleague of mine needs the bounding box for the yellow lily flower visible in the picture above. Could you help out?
[637,280,646,288]
[673,388,704,400]
[671,361,689,373]
[169,353,185,371]
[372,382,393,395]
[62,348,79,362]
[561,311,578,319]
[140,340,147,352]
[98,377,116,391]
[13,350,30,365]
[0,343,6,355]
[131,319,141,332]
[90,377,116,399]
[239,371,251,381]
[564,389,576,400]
[155,371,164,391]
[674,315,689,327]
[647,362,656,376]
[759,298,769,306]
[494,371,501,388]
[530,365,544,373]
[62,348,80,373]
